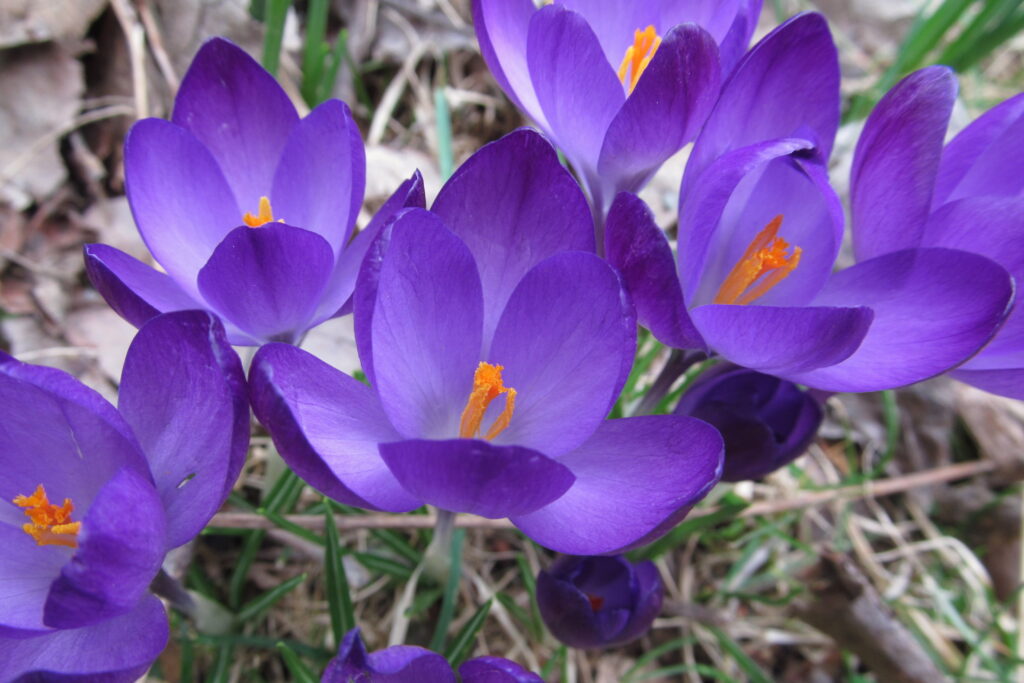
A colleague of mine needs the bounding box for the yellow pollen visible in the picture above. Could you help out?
[13,484,81,549]
[617,25,662,94]
[242,196,284,228]
[713,215,802,306]
[459,362,517,440]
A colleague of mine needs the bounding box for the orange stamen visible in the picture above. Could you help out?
[459,362,517,440]
[617,26,662,94]
[13,484,81,549]
[242,196,284,227]
[713,215,802,306]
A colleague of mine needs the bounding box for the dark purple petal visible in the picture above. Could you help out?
[472,0,549,127]
[851,67,957,260]
[791,248,1014,392]
[378,439,574,518]
[324,628,457,683]
[0,595,168,682]
[270,99,365,253]
[0,521,66,636]
[527,5,624,178]
[511,415,723,555]
[604,192,703,349]
[118,311,248,549]
[597,24,721,196]
[43,468,165,629]
[316,171,425,321]
[488,252,634,456]
[83,244,202,330]
[365,210,483,439]
[676,366,823,481]
[124,119,241,290]
[460,656,543,683]
[171,38,298,209]
[935,92,1024,205]
[680,142,843,309]
[681,13,839,198]
[197,223,334,344]
[691,304,872,375]
[431,129,594,350]
[949,368,1024,400]
[249,344,420,512]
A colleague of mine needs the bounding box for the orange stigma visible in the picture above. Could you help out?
[459,362,516,440]
[714,215,802,306]
[617,26,662,94]
[13,484,81,549]
[242,196,283,227]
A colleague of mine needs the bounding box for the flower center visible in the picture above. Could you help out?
[459,362,516,440]
[617,25,662,94]
[714,215,802,306]
[242,196,284,228]
[13,484,81,549]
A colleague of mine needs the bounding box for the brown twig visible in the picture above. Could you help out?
[208,511,515,531]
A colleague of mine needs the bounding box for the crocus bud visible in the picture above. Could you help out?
[459,656,543,682]
[537,555,662,649]
[675,365,823,482]
[323,628,455,682]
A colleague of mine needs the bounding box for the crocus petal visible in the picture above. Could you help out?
[850,66,957,260]
[472,0,549,128]
[681,12,839,198]
[171,38,299,209]
[604,192,704,349]
[249,344,420,512]
[460,657,543,683]
[315,171,426,322]
[324,629,456,683]
[949,367,1024,400]
[790,248,1014,392]
[378,439,575,518]
[935,92,1024,205]
[717,0,763,75]
[0,521,67,636]
[527,5,624,179]
[83,244,202,330]
[597,24,721,196]
[43,467,165,630]
[431,129,594,350]
[197,223,334,344]
[124,119,241,291]
[118,311,248,549]
[690,304,873,375]
[271,99,365,253]
[511,415,723,555]
[0,594,168,682]
[488,252,635,456]
[365,210,483,439]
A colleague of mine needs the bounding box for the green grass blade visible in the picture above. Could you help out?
[429,528,466,652]
[207,642,234,683]
[237,573,308,622]
[278,642,319,683]
[706,625,773,683]
[629,492,750,562]
[261,0,292,76]
[324,507,356,645]
[353,551,413,580]
[444,598,492,667]
[434,87,454,181]
[938,0,1021,67]
[300,0,329,105]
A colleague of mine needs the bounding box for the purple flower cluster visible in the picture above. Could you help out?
[3,0,1023,677]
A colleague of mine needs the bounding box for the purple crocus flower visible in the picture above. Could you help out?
[473,0,762,218]
[249,130,724,555]
[675,365,822,481]
[607,13,1015,393]
[84,38,423,345]
[0,311,248,680]
[851,66,1024,398]
[323,628,541,682]
[536,555,662,649]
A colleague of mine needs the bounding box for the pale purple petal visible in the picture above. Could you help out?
[0,521,66,636]
[366,210,483,439]
[249,344,420,512]
[197,224,334,344]
[270,99,365,253]
[851,67,957,260]
[511,415,723,555]
[378,439,575,518]
[118,311,248,549]
[949,367,1024,400]
[717,0,763,75]
[431,129,594,351]
[124,119,241,292]
[790,248,1014,391]
[83,244,202,329]
[488,252,634,456]
[171,37,299,209]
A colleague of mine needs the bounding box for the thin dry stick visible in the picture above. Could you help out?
[208,460,1000,532]
[110,0,149,119]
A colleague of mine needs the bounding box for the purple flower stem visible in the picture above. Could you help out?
[150,569,197,619]
[633,349,709,416]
